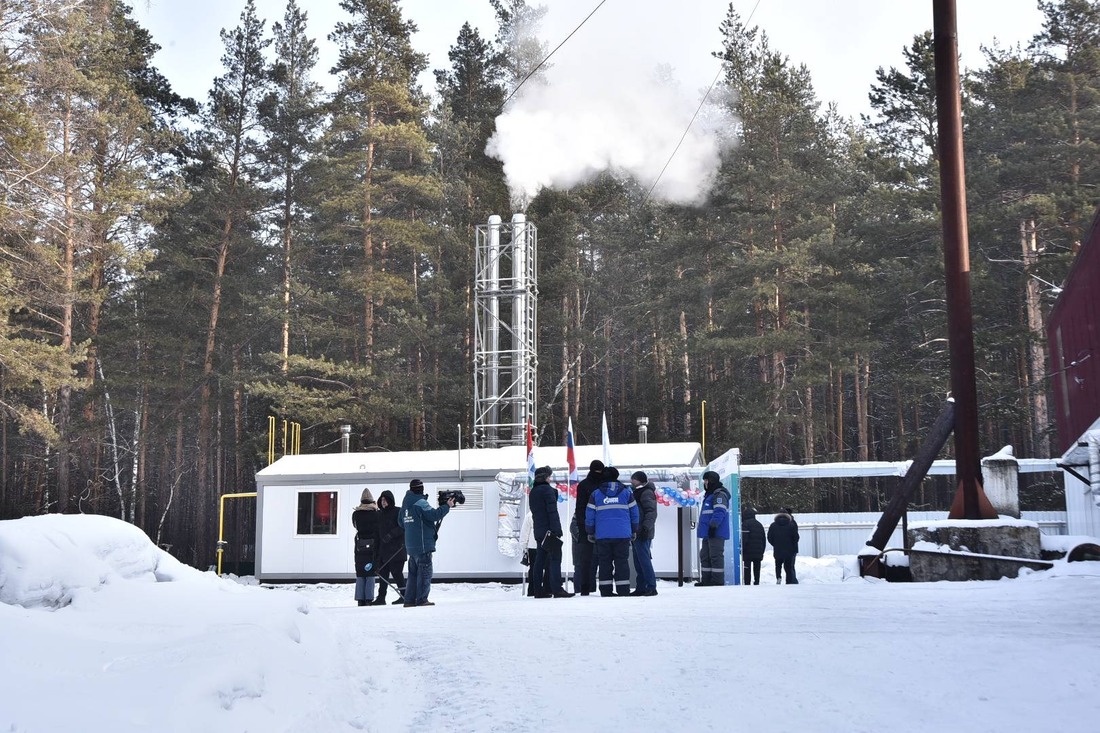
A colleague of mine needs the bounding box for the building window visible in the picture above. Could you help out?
[297,491,338,535]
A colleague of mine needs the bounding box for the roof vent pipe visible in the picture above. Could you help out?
[637,417,649,444]
[340,424,352,453]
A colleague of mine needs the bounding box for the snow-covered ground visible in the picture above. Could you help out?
[3,515,1100,733]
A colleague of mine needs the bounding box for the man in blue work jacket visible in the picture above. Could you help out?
[585,466,639,597]
[696,470,731,586]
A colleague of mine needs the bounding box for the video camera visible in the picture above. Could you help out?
[438,489,466,506]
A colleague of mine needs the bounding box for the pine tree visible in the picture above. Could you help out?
[265,0,440,448]
[193,0,270,556]
[259,0,323,376]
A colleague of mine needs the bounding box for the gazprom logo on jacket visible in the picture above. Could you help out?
[603,497,617,504]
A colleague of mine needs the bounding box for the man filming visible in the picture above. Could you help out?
[399,478,454,607]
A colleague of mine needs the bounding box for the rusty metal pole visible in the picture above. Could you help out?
[933,0,990,520]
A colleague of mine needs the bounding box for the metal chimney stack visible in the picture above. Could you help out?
[473,213,538,448]
[339,424,351,453]
[637,417,649,444]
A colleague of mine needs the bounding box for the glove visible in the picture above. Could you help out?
[363,562,373,572]
[587,534,596,544]
[707,526,717,538]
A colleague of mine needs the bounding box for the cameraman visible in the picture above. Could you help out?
[399,478,454,607]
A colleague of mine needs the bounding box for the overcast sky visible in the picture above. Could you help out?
[130,0,1046,119]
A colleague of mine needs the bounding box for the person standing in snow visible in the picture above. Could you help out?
[768,510,800,584]
[696,471,731,586]
[519,509,542,596]
[374,490,406,605]
[573,460,604,595]
[351,488,379,606]
[530,466,572,598]
[629,471,659,596]
[399,478,454,607]
[740,507,767,585]
[585,466,639,597]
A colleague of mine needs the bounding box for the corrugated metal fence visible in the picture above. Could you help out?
[780,511,1068,558]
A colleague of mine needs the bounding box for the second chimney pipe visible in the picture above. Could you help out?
[340,424,351,453]
[637,417,649,444]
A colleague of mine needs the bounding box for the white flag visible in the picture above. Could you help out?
[601,412,612,467]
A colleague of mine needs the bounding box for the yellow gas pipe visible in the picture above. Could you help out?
[216,492,257,576]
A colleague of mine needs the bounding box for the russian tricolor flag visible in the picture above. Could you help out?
[526,420,536,490]
[566,417,578,492]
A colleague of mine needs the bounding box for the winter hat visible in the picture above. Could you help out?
[589,459,605,472]
[742,507,757,519]
[631,470,648,484]
[534,466,553,481]
[356,488,376,510]
[410,478,425,493]
[604,466,620,481]
[702,470,720,485]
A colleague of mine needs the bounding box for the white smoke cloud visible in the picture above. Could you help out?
[486,1,736,206]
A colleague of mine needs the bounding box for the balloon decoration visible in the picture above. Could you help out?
[655,484,701,507]
[553,481,578,502]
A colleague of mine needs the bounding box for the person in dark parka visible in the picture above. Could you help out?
[530,466,572,598]
[767,511,800,584]
[740,507,767,585]
[573,460,604,595]
[629,471,659,596]
[351,488,380,606]
[374,490,406,604]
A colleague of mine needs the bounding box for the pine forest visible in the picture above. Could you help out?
[1,0,1098,565]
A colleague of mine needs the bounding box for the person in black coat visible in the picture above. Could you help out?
[351,488,380,606]
[374,490,406,604]
[740,507,766,585]
[629,471,659,596]
[767,511,800,584]
[530,466,572,598]
[573,460,604,595]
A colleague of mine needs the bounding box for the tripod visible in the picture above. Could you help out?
[369,545,407,604]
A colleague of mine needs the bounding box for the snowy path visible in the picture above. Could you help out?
[303,573,1100,733]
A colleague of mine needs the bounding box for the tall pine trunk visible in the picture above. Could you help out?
[1020,219,1050,457]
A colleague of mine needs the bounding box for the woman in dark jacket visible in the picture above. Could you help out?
[374,490,406,605]
[740,507,767,585]
[351,488,380,606]
[767,511,800,585]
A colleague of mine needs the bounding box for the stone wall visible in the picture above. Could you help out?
[906,522,1047,581]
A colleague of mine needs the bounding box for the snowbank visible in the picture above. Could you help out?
[0,514,210,608]
[0,514,359,733]
[1040,533,1100,554]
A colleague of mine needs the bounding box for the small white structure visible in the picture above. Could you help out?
[254,442,704,581]
[1060,417,1100,537]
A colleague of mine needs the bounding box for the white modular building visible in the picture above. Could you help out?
[254,442,706,582]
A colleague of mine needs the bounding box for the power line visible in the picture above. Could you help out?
[642,0,764,206]
[499,0,609,110]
